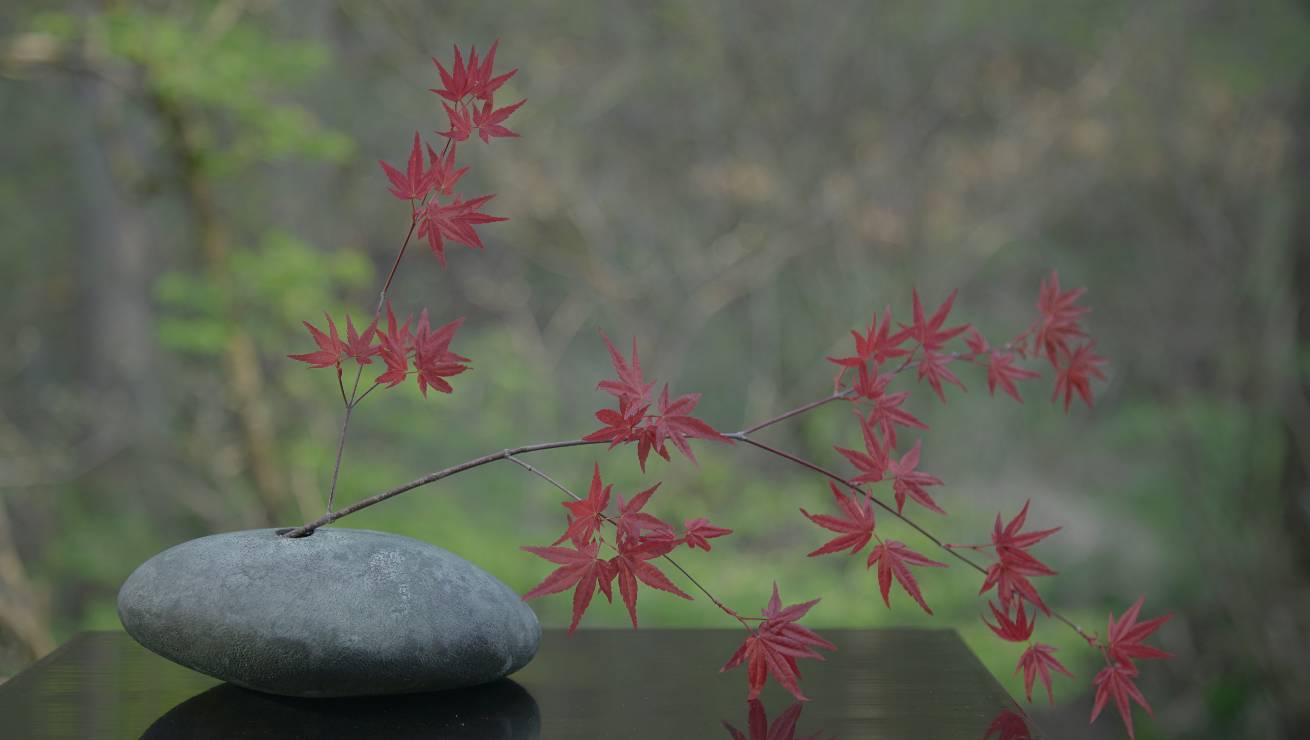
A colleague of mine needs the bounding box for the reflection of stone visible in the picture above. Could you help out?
[118,528,540,696]
[141,679,541,740]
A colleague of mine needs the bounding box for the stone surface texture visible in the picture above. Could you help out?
[117,528,540,697]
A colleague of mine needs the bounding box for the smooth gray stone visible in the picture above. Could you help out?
[117,528,541,697]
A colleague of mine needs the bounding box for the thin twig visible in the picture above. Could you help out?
[504,452,751,630]
[732,434,1096,645]
[323,403,353,514]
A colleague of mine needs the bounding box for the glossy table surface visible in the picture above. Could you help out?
[0,629,1041,739]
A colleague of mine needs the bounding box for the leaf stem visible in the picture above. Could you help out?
[504,453,751,631]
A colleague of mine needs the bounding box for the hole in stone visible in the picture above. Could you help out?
[276,527,315,538]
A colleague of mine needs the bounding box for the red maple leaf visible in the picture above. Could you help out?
[613,483,673,543]
[1017,643,1073,704]
[1091,662,1152,740]
[915,350,966,403]
[430,40,517,103]
[833,414,887,485]
[853,369,928,449]
[411,310,468,397]
[902,288,970,351]
[473,97,526,143]
[378,131,433,201]
[424,143,468,198]
[985,350,1040,403]
[288,313,345,371]
[983,600,1035,643]
[826,306,909,388]
[609,535,692,628]
[553,463,611,547]
[1106,596,1173,667]
[596,331,655,407]
[682,517,733,551]
[800,482,875,557]
[976,502,1060,614]
[1052,342,1108,412]
[341,315,380,366]
[866,540,947,615]
[720,584,836,701]
[417,194,507,267]
[1034,270,1089,365]
[887,439,944,515]
[374,302,413,389]
[645,385,731,467]
[984,709,1034,740]
[439,102,474,143]
[521,540,615,634]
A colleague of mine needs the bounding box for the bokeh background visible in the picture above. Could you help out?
[2,1,1308,737]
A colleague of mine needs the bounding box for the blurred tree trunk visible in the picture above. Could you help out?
[148,88,303,526]
[1282,8,1310,576]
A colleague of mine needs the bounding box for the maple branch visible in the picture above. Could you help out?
[281,439,602,537]
[728,434,1097,646]
[323,403,353,515]
[503,452,752,631]
[738,389,853,436]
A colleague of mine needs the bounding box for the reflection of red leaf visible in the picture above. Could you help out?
[721,584,835,701]
[867,541,947,615]
[520,541,614,634]
[984,709,1034,740]
[1016,643,1073,704]
[722,701,824,740]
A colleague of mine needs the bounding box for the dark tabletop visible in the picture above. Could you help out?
[0,629,1040,739]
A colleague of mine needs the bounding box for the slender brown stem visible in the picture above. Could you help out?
[731,435,1096,645]
[282,439,602,537]
[324,403,353,514]
[504,453,751,630]
[738,389,853,436]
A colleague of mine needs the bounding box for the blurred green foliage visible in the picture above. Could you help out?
[3,1,1310,737]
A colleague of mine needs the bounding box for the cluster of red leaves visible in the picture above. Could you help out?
[301,41,1172,737]
[1090,597,1173,739]
[289,303,468,398]
[720,584,836,701]
[520,463,731,632]
[584,331,734,470]
[377,42,522,267]
[800,483,947,614]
